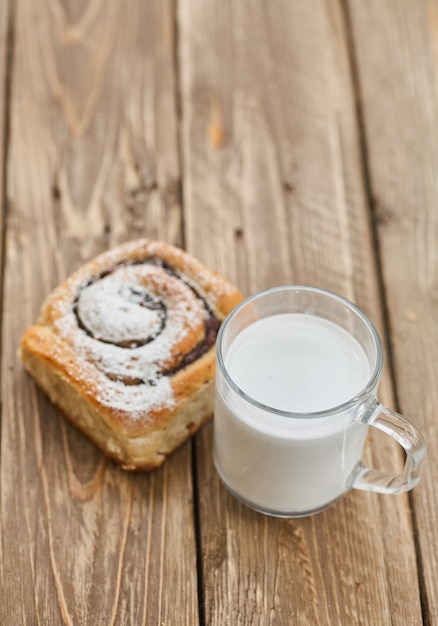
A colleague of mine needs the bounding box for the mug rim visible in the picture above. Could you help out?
[216,285,384,419]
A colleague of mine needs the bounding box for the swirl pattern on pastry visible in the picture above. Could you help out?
[52,258,222,414]
[20,240,242,469]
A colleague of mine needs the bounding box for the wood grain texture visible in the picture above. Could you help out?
[0,0,10,607]
[0,0,11,318]
[347,0,438,621]
[179,0,423,623]
[0,1,198,624]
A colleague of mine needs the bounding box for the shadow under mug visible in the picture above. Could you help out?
[214,286,427,518]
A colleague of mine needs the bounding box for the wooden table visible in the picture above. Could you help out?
[1,1,436,624]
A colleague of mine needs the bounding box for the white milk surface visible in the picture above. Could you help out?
[214,313,372,515]
[225,313,370,413]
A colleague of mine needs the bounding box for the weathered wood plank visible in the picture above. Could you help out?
[179,0,422,623]
[347,0,438,621]
[0,0,10,306]
[0,1,198,624]
[0,0,11,607]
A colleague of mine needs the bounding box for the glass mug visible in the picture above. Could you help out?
[214,286,426,517]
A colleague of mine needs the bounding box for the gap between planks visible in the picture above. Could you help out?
[172,0,206,623]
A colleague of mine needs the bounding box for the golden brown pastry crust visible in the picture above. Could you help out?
[20,239,242,470]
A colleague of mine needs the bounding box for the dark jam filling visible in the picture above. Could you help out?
[73,257,221,378]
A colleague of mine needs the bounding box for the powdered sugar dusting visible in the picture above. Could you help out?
[53,262,209,417]
[77,279,164,345]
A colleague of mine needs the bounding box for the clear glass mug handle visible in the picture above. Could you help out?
[351,402,427,494]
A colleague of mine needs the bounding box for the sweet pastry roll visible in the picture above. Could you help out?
[20,239,242,470]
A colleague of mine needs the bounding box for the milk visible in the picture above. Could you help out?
[214,313,372,515]
[225,314,370,413]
